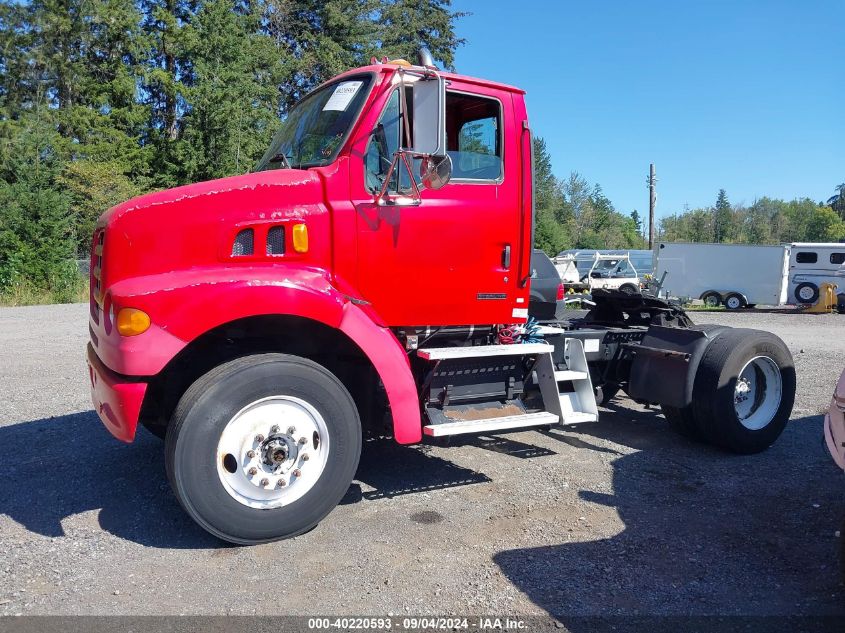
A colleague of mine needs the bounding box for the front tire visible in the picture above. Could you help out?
[618,283,639,295]
[165,353,361,544]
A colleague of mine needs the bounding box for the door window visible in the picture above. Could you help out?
[365,90,401,192]
[364,88,419,194]
[446,93,502,181]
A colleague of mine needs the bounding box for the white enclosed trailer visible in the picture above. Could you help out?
[656,242,790,309]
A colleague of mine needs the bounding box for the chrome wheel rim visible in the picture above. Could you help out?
[726,296,741,309]
[704,295,720,307]
[216,396,329,509]
[734,356,782,430]
[798,286,815,301]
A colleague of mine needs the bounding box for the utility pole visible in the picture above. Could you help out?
[647,163,656,249]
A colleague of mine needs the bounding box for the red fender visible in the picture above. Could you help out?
[337,302,422,444]
[99,265,422,444]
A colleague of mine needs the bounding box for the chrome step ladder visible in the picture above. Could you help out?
[534,337,598,425]
[417,338,596,436]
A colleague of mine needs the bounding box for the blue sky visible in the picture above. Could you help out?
[452,0,844,219]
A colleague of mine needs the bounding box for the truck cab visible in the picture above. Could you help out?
[87,52,796,545]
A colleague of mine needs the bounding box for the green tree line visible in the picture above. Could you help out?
[0,0,463,302]
[532,136,646,255]
[659,186,845,245]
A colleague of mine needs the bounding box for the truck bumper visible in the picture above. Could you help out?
[87,343,147,443]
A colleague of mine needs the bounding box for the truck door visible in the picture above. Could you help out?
[349,80,527,327]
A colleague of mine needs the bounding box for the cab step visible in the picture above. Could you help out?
[417,343,552,360]
[554,369,589,382]
[423,411,558,437]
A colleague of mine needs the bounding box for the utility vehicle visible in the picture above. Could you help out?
[87,50,796,544]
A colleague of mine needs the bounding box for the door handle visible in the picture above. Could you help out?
[502,244,511,270]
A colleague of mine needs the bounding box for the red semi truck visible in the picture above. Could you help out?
[87,51,796,544]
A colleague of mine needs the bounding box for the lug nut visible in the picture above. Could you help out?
[292,469,302,478]
[248,467,258,476]
[298,436,308,445]
[246,450,256,459]
[270,425,280,433]
[301,453,310,462]
[287,426,296,435]
[276,479,287,487]
[254,434,264,443]
[260,478,269,487]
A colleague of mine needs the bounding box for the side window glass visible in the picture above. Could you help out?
[445,93,502,181]
[796,252,817,264]
[365,90,401,192]
[830,253,845,265]
[364,88,419,193]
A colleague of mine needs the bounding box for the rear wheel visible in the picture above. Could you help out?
[165,353,361,544]
[690,328,795,454]
[662,405,701,440]
[701,291,722,308]
[837,293,845,314]
[619,283,639,295]
[662,325,726,442]
[724,293,746,310]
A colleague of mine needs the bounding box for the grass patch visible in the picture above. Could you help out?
[0,275,88,307]
[684,305,726,312]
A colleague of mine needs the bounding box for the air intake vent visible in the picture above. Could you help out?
[232,229,254,256]
[266,226,285,255]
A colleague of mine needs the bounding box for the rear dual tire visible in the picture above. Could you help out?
[165,353,361,545]
[662,328,795,454]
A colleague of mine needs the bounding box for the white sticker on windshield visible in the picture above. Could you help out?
[323,81,363,112]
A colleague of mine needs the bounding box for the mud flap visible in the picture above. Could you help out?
[626,326,714,408]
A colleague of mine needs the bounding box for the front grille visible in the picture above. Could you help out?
[232,229,254,256]
[90,230,105,321]
[266,226,285,255]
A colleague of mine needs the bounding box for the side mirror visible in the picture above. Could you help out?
[419,154,452,190]
[412,74,446,155]
[373,70,451,206]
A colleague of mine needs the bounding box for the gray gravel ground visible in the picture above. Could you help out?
[1,304,844,621]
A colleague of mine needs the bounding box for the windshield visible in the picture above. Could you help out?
[256,74,373,171]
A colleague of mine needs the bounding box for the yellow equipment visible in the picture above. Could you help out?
[804,282,838,314]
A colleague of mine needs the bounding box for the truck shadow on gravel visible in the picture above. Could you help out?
[0,410,496,547]
[0,411,219,548]
[493,410,845,620]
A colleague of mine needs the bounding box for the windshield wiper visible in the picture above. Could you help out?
[269,152,293,169]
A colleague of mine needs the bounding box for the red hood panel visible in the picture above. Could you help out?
[101,169,322,225]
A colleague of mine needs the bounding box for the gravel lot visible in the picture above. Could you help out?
[1,304,844,621]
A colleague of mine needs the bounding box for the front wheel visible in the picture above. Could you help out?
[618,283,639,295]
[165,353,361,544]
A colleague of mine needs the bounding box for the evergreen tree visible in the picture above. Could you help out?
[532,137,568,255]
[377,0,466,70]
[713,188,735,242]
[178,0,286,181]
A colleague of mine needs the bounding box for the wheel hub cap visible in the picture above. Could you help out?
[733,356,782,431]
[216,396,330,509]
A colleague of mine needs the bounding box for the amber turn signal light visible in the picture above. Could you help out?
[116,308,151,336]
[292,223,308,253]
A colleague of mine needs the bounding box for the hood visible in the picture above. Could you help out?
[95,168,329,287]
[100,169,322,226]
